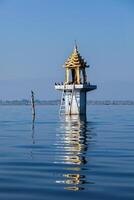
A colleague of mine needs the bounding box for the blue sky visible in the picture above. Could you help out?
[0,0,134,100]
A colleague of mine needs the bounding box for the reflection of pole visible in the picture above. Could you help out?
[31,90,35,118]
[32,115,35,144]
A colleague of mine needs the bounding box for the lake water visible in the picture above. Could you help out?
[0,105,133,200]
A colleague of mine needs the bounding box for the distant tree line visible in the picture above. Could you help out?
[0,99,134,105]
[87,100,134,105]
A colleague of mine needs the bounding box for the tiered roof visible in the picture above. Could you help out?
[65,45,89,68]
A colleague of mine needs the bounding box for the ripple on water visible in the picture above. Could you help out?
[0,106,133,200]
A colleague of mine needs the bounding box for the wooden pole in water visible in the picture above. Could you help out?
[31,90,35,144]
[31,90,35,118]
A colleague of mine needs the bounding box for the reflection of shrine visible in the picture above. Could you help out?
[56,115,91,191]
[63,115,87,166]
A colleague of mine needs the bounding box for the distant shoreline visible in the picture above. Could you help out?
[0,100,134,106]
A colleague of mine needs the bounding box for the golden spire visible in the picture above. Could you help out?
[74,40,78,52]
[65,44,89,69]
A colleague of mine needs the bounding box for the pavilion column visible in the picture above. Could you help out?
[82,69,87,83]
[65,68,69,83]
[76,68,80,84]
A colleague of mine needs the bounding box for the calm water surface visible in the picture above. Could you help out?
[0,105,133,200]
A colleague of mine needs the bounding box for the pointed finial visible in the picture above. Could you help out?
[31,90,34,96]
[74,40,78,51]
